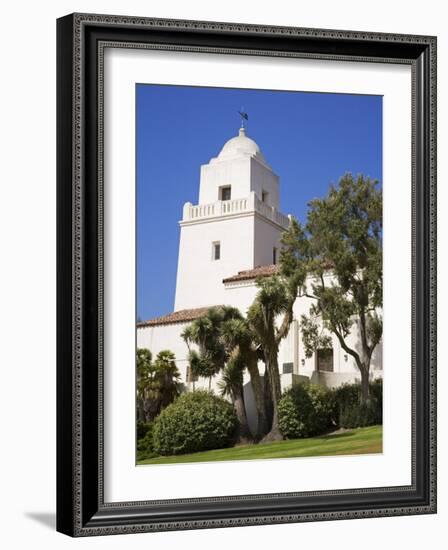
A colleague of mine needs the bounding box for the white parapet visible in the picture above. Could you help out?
[181,191,290,229]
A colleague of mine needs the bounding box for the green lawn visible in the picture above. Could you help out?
[137,425,382,465]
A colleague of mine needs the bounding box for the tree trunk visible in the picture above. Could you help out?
[263,369,274,428]
[360,365,370,403]
[143,400,151,423]
[246,357,269,439]
[261,348,283,442]
[336,323,372,405]
[232,390,253,444]
[358,310,372,403]
[137,398,145,423]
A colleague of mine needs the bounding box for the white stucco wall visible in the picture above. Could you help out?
[249,157,279,208]
[222,273,384,386]
[198,128,279,207]
[142,271,383,397]
[175,126,288,311]
[253,214,284,267]
[199,156,252,204]
[221,281,260,314]
[138,321,245,394]
[199,156,279,207]
[174,214,255,310]
[137,322,191,384]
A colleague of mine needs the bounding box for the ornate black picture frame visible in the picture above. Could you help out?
[56,13,437,537]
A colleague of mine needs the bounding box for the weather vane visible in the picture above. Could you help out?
[238,108,249,129]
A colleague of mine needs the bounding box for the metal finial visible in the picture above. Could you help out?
[238,108,249,129]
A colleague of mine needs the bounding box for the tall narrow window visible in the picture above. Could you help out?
[213,241,221,261]
[273,247,277,265]
[219,186,231,201]
[262,190,269,203]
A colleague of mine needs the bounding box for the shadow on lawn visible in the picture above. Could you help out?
[319,429,357,441]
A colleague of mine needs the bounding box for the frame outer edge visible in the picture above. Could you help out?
[58,13,437,536]
[56,13,76,537]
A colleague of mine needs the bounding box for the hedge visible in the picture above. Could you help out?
[335,379,382,428]
[278,383,336,439]
[136,421,157,461]
[278,379,383,439]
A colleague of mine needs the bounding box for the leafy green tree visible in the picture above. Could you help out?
[136,348,182,422]
[247,219,309,441]
[300,173,382,402]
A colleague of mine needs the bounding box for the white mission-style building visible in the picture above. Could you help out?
[137,126,382,414]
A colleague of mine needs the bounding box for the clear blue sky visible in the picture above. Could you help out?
[137,84,382,321]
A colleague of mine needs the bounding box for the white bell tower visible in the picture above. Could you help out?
[174,127,290,311]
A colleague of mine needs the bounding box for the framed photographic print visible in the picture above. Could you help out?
[56,13,437,536]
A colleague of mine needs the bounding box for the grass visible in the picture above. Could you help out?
[137,425,382,465]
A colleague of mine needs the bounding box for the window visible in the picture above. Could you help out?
[219,186,231,201]
[273,247,277,265]
[262,190,269,203]
[212,241,221,261]
[316,348,334,372]
[282,362,294,374]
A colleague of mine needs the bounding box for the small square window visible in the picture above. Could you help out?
[213,242,221,260]
[220,186,231,201]
[316,348,334,372]
[282,362,294,374]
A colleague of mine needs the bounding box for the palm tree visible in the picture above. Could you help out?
[217,352,252,443]
[136,348,181,422]
[182,306,257,443]
[219,317,268,439]
[185,348,218,390]
[181,306,240,389]
[153,350,182,409]
[247,276,292,441]
[136,348,152,422]
[246,218,309,442]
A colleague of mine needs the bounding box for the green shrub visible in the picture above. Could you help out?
[334,380,382,428]
[136,422,157,461]
[278,384,336,439]
[339,400,379,428]
[152,390,238,455]
[370,378,383,419]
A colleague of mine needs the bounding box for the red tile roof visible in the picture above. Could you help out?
[137,306,215,327]
[222,264,278,284]
[139,262,335,327]
[222,261,335,284]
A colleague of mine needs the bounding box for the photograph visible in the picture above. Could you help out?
[135,84,383,465]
